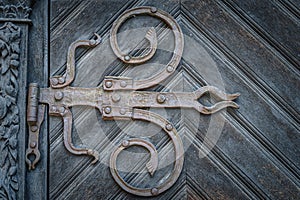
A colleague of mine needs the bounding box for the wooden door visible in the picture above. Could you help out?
[48,0,300,199]
[1,0,299,199]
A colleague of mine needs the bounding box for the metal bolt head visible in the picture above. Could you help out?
[105,81,113,88]
[89,39,96,45]
[51,106,57,112]
[104,106,111,114]
[54,91,64,101]
[165,123,173,131]
[30,141,37,148]
[120,81,127,88]
[122,140,129,147]
[58,77,65,84]
[124,55,131,61]
[166,65,174,73]
[119,108,126,115]
[150,7,157,13]
[151,188,158,195]
[51,78,58,86]
[31,125,38,132]
[58,107,65,114]
[87,149,93,155]
[157,94,166,103]
[112,93,121,102]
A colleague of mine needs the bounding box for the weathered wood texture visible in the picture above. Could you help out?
[25,0,49,199]
[49,0,299,199]
[0,0,48,199]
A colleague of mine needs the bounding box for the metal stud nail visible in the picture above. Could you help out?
[150,7,157,13]
[124,55,131,61]
[104,106,111,114]
[89,39,96,45]
[51,78,58,86]
[122,140,129,147]
[112,93,121,102]
[59,107,65,114]
[87,149,93,155]
[31,125,38,132]
[120,81,127,88]
[119,108,126,115]
[30,141,37,148]
[151,188,158,195]
[157,94,166,103]
[165,123,173,131]
[52,106,57,112]
[105,81,113,88]
[166,65,174,73]
[58,77,65,84]
[54,91,64,101]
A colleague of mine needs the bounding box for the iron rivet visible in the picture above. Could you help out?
[30,141,36,148]
[151,7,157,13]
[31,126,38,132]
[124,55,131,61]
[54,91,64,100]
[157,94,166,103]
[112,93,121,102]
[151,188,158,195]
[52,106,57,112]
[166,65,174,73]
[166,123,173,131]
[51,78,58,86]
[58,77,65,84]
[89,39,96,45]
[119,108,126,115]
[122,140,129,147]
[120,81,127,88]
[104,106,111,114]
[87,149,93,155]
[105,81,113,88]
[59,107,65,114]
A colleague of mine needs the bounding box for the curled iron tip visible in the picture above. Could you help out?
[93,33,101,43]
[25,148,41,170]
[146,161,157,176]
[87,149,100,164]
[89,33,101,46]
[201,101,239,114]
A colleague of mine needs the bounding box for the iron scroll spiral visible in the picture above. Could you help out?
[109,7,185,196]
[26,5,239,197]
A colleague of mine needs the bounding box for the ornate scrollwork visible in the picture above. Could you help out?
[26,6,239,197]
[106,6,184,90]
[106,7,238,196]
[0,22,21,200]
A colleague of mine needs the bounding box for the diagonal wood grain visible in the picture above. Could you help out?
[49,0,300,199]
[179,20,300,182]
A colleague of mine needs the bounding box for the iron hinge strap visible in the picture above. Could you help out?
[101,86,239,119]
[25,83,239,166]
[26,6,240,197]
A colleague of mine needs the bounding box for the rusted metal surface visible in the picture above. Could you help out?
[50,33,101,88]
[107,6,184,90]
[26,6,239,196]
[110,137,160,196]
[26,83,45,169]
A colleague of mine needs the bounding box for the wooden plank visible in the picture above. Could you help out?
[48,0,300,199]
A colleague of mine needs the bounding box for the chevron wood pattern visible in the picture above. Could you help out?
[49,0,300,199]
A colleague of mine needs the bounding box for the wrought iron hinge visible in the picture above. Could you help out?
[26,6,239,196]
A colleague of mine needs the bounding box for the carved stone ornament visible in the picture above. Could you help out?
[26,7,240,197]
[0,22,21,200]
[0,1,31,19]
